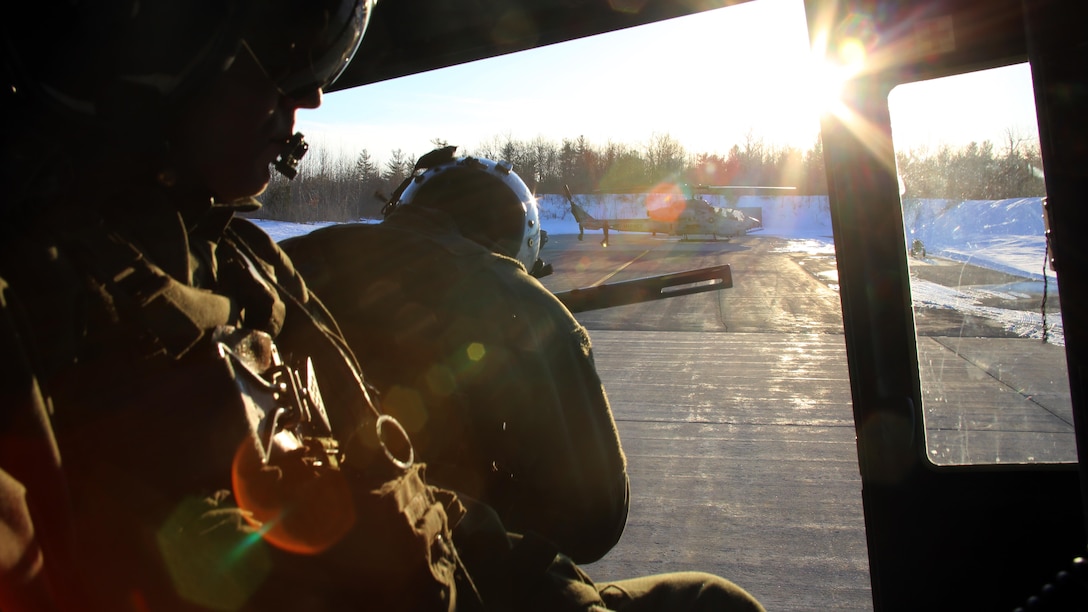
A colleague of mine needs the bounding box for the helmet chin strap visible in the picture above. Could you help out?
[273,132,309,179]
[382,144,460,217]
[381,174,414,217]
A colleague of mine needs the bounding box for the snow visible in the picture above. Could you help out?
[250,195,1060,344]
[254,220,344,242]
[903,198,1052,280]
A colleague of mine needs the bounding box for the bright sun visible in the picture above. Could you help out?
[803,31,867,119]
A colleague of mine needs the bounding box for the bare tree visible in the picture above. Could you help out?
[644,132,686,183]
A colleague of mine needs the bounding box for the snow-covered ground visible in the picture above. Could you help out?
[251,195,1061,344]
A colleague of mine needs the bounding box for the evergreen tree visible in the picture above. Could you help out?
[383,148,413,187]
[355,148,385,219]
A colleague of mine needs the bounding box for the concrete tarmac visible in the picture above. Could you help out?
[535,232,1073,611]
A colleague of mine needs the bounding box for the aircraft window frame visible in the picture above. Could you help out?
[886,63,1075,468]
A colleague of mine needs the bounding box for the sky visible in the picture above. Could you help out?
[888,63,1039,153]
[253,195,1061,345]
[297,0,1041,168]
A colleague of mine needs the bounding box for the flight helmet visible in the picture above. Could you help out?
[385,147,545,275]
[2,0,373,141]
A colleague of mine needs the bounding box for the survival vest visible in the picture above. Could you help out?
[0,192,481,610]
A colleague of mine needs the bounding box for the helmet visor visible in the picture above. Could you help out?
[244,0,372,98]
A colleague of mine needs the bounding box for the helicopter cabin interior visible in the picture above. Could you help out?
[326,0,1088,609]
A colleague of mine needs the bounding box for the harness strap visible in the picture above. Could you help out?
[223,224,395,472]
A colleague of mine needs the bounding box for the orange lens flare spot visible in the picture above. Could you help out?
[231,439,355,555]
[646,182,686,221]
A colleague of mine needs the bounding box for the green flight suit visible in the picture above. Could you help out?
[282,205,631,564]
[282,206,766,612]
[0,189,764,612]
[0,186,464,611]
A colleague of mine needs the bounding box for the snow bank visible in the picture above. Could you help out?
[253,195,1049,281]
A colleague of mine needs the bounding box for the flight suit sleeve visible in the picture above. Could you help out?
[489,270,630,564]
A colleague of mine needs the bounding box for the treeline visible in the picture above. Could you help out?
[254,131,1044,223]
[896,132,1045,200]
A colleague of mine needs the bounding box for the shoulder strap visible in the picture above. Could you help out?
[222,224,403,472]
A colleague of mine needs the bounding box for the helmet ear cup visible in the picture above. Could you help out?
[488,199,531,259]
[391,152,542,272]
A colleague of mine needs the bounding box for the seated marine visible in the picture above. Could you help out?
[281,147,630,563]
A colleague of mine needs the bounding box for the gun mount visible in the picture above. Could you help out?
[552,264,732,313]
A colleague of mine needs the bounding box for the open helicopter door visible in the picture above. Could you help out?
[809,0,1088,609]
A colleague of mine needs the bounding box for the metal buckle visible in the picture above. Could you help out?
[218,339,338,467]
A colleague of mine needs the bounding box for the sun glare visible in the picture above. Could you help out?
[805,59,850,118]
[802,30,866,120]
[303,0,851,163]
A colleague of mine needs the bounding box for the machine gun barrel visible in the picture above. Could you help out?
[553,264,732,313]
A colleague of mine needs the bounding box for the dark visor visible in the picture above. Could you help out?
[244,0,372,98]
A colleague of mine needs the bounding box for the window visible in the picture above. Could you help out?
[256,0,874,608]
[889,64,1074,465]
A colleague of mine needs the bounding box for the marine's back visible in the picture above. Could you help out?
[283,205,631,563]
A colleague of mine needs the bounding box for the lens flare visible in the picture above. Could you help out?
[806,14,897,175]
[231,439,355,555]
[466,342,486,361]
[645,182,687,222]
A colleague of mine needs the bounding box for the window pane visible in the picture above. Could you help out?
[889,64,1074,465]
[257,0,874,608]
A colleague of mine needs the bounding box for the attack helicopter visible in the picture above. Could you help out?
[562,183,770,246]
